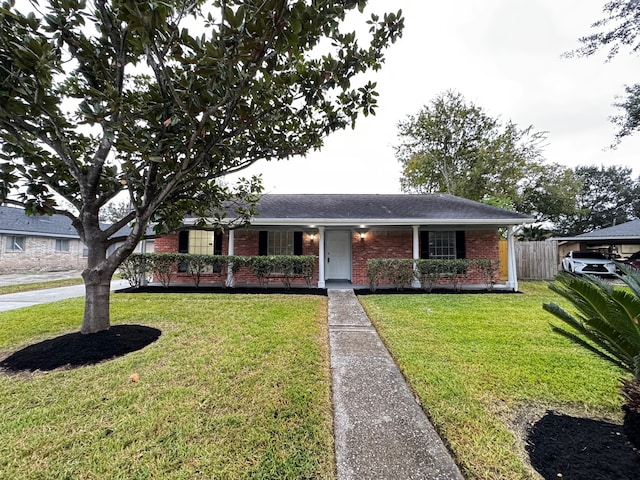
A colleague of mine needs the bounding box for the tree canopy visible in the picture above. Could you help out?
[395,90,578,222]
[553,164,640,236]
[0,0,403,333]
[572,0,640,141]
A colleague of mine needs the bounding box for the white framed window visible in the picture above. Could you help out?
[268,231,294,256]
[6,236,25,252]
[428,231,456,259]
[55,238,70,252]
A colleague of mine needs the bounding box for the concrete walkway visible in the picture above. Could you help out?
[0,279,129,312]
[329,289,464,480]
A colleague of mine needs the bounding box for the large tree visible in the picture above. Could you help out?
[572,0,640,141]
[395,90,577,222]
[553,164,640,236]
[0,0,403,333]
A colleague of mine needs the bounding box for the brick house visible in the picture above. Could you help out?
[155,194,532,290]
[0,205,154,274]
[0,205,87,273]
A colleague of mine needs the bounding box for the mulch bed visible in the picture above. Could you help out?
[0,325,161,373]
[526,410,640,479]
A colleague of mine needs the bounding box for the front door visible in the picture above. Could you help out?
[325,230,351,281]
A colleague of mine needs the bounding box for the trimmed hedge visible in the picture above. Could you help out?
[120,253,316,289]
[368,258,499,292]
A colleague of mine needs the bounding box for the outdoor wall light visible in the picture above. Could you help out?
[359,231,366,240]
[310,233,316,241]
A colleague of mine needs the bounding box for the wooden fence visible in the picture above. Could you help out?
[499,240,559,280]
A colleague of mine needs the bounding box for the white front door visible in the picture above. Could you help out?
[325,230,351,280]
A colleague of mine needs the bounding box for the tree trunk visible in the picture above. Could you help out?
[80,273,113,334]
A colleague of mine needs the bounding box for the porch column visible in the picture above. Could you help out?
[506,226,518,292]
[412,225,421,288]
[318,226,326,288]
[225,228,235,287]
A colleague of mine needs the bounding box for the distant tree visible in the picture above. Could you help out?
[99,200,132,224]
[0,0,403,333]
[571,0,640,141]
[517,225,549,241]
[395,91,577,222]
[553,165,640,236]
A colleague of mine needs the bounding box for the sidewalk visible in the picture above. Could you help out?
[328,289,464,480]
[0,277,129,312]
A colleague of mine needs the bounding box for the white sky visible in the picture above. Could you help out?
[228,0,640,194]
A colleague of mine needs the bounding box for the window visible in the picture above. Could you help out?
[177,230,223,272]
[268,231,294,256]
[6,236,25,252]
[55,238,70,252]
[259,231,303,256]
[420,231,465,259]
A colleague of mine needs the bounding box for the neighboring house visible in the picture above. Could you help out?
[0,205,154,274]
[552,219,640,260]
[0,205,86,273]
[155,194,532,290]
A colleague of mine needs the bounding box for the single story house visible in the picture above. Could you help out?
[0,205,154,274]
[552,219,640,260]
[155,194,533,290]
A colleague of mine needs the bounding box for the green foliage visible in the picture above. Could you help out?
[367,258,477,292]
[553,164,640,236]
[244,255,316,288]
[122,253,316,289]
[570,0,640,141]
[0,0,403,330]
[366,258,415,291]
[471,258,500,291]
[395,90,577,223]
[543,266,640,378]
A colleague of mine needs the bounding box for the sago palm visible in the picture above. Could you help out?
[543,265,640,448]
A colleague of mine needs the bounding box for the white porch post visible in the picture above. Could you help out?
[225,228,235,287]
[412,225,420,288]
[318,226,326,288]
[506,226,518,292]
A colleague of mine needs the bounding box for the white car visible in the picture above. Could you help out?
[561,251,616,276]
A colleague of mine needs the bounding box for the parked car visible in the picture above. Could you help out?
[561,251,617,276]
[625,251,640,269]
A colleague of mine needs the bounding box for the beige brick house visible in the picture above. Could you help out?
[155,194,532,291]
[0,205,86,273]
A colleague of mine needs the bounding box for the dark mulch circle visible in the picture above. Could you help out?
[0,325,161,373]
[526,410,640,479]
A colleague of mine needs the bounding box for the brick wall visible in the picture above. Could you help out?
[153,228,501,287]
[352,230,413,285]
[0,234,86,273]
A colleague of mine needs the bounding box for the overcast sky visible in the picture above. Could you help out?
[228,0,640,195]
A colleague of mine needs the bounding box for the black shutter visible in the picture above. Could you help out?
[420,231,430,259]
[178,230,189,253]
[293,231,303,255]
[455,231,466,259]
[214,231,223,255]
[258,231,268,256]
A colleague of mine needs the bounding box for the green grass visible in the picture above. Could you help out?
[359,281,626,480]
[0,294,334,479]
[0,277,85,295]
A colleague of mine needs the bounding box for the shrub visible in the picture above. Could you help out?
[367,259,415,291]
[473,258,500,291]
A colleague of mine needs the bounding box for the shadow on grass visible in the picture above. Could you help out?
[526,410,640,480]
[0,325,161,373]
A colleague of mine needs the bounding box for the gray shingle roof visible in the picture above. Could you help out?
[556,219,640,242]
[246,194,531,225]
[0,206,79,238]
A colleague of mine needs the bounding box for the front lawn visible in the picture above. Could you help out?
[0,294,334,479]
[359,282,628,480]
